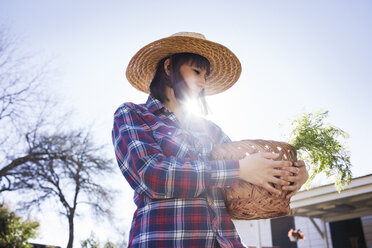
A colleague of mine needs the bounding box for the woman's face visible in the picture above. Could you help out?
[179,62,207,97]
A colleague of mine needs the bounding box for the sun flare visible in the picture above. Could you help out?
[183,97,204,117]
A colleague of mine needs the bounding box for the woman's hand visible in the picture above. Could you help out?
[281,160,309,199]
[239,152,292,196]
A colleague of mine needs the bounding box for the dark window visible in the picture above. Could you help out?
[271,216,298,248]
[330,218,366,248]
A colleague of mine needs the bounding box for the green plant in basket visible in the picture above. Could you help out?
[288,110,352,192]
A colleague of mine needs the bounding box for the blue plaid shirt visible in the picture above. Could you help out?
[112,95,245,248]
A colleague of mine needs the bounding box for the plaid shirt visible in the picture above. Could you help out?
[112,95,245,248]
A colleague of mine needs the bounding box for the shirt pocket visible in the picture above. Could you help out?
[153,126,191,158]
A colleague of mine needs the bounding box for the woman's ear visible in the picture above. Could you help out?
[164,58,171,76]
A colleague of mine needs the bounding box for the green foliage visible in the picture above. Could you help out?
[103,241,117,248]
[0,205,39,248]
[81,232,100,248]
[80,233,117,248]
[289,110,352,191]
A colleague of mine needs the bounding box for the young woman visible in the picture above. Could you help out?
[112,32,308,248]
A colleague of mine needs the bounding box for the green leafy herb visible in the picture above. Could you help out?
[289,110,352,192]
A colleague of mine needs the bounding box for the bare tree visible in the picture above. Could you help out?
[8,130,115,248]
[0,27,48,126]
[0,27,52,192]
[0,27,116,248]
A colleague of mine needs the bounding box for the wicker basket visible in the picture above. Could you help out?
[210,139,297,220]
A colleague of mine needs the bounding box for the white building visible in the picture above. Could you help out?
[233,174,372,248]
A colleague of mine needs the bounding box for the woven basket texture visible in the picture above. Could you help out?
[211,139,297,220]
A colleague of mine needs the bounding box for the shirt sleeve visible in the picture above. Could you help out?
[112,104,240,199]
[205,119,233,145]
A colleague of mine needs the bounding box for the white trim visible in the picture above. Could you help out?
[290,174,372,222]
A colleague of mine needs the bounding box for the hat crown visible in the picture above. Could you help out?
[126,31,241,95]
[171,32,206,40]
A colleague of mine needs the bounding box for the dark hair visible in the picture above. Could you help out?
[149,53,210,114]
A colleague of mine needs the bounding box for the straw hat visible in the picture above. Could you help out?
[126,32,241,95]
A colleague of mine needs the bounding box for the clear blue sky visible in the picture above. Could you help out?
[1,0,371,247]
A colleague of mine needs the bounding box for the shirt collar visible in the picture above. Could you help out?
[145,95,166,114]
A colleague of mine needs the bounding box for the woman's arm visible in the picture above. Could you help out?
[112,105,240,199]
[207,120,294,196]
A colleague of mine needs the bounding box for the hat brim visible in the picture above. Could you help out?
[126,35,241,96]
